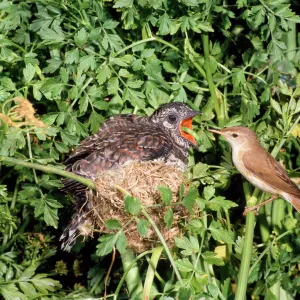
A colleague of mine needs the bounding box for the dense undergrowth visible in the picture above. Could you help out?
[0,0,300,299]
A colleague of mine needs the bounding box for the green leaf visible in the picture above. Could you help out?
[270,98,282,115]
[19,282,39,298]
[208,283,219,298]
[33,196,63,228]
[178,287,192,300]
[102,20,119,29]
[114,0,133,8]
[107,77,119,95]
[197,22,214,32]
[183,187,198,212]
[60,130,79,145]
[201,251,224,266]
[137,218,149,236]
[209,221,234,244]
[79,94,89,113]
[232,68,246,88]
[175,258,195,272]
[203,185,215,200]
[164,208,173,229]
[31,273,62,293]
[158,12,171,35]
[68,86,79,99]
[96,234,119,256]
[38,27,65,44]
[127,80,144,89]
[74,27,88,47]
[124,195,141,215]
[141,48,155,58]
[123,87,146,108]
[157,186,172,205]
[19,265,36,280]
[208,196,238,211]
[105,219,122,230]
[65,48,79,64]
[1,283,27,300]
[192,163,209,179]
[175,236,199,256]
[116,230,127,253]
[1,77,16,90]
[79,54,96,72]
[97,65,111,85]
[89,111,104,133]
[43,58,62,73]
[23,63,35,83]
[181,0,198,7]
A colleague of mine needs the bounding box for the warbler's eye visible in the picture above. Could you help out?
[168,114,177,123]
[232,133,238,138]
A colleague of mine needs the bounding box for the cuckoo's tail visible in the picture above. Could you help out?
[59,191,93,251]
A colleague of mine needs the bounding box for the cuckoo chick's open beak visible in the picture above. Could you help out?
[180,111,201,147]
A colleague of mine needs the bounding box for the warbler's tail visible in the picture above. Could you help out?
[59,190,93,251]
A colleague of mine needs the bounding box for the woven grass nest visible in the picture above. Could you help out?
[85,161,194,253]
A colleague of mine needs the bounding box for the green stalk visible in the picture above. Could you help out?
[0,156,96,189]
[201,33,221,124]
[119,249,144,299]
[235,184,258,300]
[284,21,296,62]
[114,250,152,299]
[142,208,183,285]
[2,181,19,247]
[143,246,164,300]
[257,206,270,243]
[271,199,285,230]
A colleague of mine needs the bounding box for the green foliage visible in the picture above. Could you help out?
[0,0,300,299]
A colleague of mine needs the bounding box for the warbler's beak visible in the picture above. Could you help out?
[180,111,201,147]
[208,129,230,137]
[208,128,223,135]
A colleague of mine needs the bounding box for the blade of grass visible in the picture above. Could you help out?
[143,246,164,300]
[119,249,144,299]
[142,208,183,285]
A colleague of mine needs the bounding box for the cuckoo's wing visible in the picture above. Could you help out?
[242,148,300,197]
[62,114,172,191]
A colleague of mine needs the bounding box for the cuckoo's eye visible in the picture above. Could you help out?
[168,114,177,123]
[232,133,238,138]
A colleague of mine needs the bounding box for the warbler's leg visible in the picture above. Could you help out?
[243,195,278,216]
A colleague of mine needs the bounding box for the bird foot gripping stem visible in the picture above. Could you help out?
[243,195,279,216]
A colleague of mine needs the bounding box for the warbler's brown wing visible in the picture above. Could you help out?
[243,147,300,197]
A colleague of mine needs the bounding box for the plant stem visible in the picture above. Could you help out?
[119,249,144,299]
[143,246,163,300]
[0,156,95,190]
[235,182,257,300]
[201,33,221,124]
[2,181,19,247]
[248,230,292,276]
[142,208,183,285]
[114,250,152,299]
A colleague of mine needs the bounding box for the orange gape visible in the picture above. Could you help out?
[180,118,197,146]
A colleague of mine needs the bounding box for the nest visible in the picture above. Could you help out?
[85,161,193,253]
